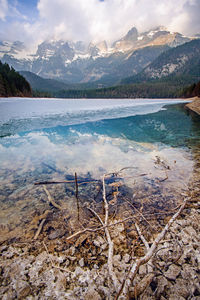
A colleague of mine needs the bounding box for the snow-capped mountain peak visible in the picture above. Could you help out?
[0,26,196,84]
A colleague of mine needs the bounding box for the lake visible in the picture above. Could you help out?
[0,97,200,242]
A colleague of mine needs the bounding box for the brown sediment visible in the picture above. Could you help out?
[185,97,200,115]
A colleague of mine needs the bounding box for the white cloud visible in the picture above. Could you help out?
[0,0,8,20]
[1,0,200,46]
[35,0,200,43]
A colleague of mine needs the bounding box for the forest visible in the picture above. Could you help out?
[0,61,32,97]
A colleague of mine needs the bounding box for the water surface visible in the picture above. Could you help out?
[0,97,199,240]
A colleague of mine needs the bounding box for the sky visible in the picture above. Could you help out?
[0,0,200,49]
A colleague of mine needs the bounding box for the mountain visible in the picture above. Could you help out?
[19,71,115,93]
[0,61,32,97]
[51,39,200,99]
[122,39,200,85]
[19,71,70,92]
[0,26,193,85]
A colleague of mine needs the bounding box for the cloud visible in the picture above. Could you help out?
[36,0,200,43]
[0,0,8,20]
[0,0,200,46]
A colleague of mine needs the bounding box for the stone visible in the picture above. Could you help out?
[165,264,181,280]
[169,296,185,300]
[123,253,130,264]
[113,254,121,267]
[156,276,169,297]
[139,264,147,275]
[100,243,107,251]
[172,278,190,298]
[48,229,65,240]
[134,273,154,297]
[84,286,101,300]
[184,226,197,237]
[16,280,31,299]
[181,264,197,280]
[2,289,17,300]
[79,258,84,267]
[93,264,99,269]
[93,236,105,247]
[69,246,76,255]
[74,267,83,277]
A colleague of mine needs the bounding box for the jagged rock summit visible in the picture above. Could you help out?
[0,26,196,84]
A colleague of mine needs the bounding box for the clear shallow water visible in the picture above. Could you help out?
[0,97,200,237]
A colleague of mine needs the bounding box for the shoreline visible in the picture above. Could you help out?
[185,97,200,115]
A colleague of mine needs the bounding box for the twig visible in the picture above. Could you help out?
[87,207,104,227]
[117,196,189,299]
[34,218,46,240]
[135,223,149,251]
[65,215,136,241]
[102,174,120,290]
[75,172,80,221]
[43,241,69,272]
[35,179,98,185]
[126,199,154,230]
[75,172,79,199]
[43,185,62,210]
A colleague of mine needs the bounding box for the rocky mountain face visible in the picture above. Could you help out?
[0,27,194,85]
[122,39,200,84]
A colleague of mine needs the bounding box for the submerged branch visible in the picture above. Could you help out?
[43,185,63,210]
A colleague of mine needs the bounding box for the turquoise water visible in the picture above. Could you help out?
[0,98,200,234]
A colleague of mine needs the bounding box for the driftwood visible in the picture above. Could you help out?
[135,223,150,251]
[35,179,98,185]
[87,207,104,227]
[43,185,63,210]
[34,219,46,240]
[102,174,120,290]
[75,172,80,221]
[33,210,51,240]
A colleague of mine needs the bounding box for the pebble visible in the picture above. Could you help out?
[16,280,31,299]
[48,229,65,240]
[123,253,130,264]
[79,258,84,267]
[165,264,181,280]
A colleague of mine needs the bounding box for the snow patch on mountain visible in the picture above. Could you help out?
[0,26,196,83]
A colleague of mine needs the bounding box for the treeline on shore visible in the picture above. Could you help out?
[182,81,200,98]
[0,61,32,97]
[33,78,200,99]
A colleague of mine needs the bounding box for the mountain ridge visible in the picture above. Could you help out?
[122,39,200,85]
[0,26,195,84]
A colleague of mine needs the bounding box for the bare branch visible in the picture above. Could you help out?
[135,223,149,251]
[34,219,46,240]
[43,185,63,210]
[87,207,104,227]
[65,215,136,241]
[102,174,120,290]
